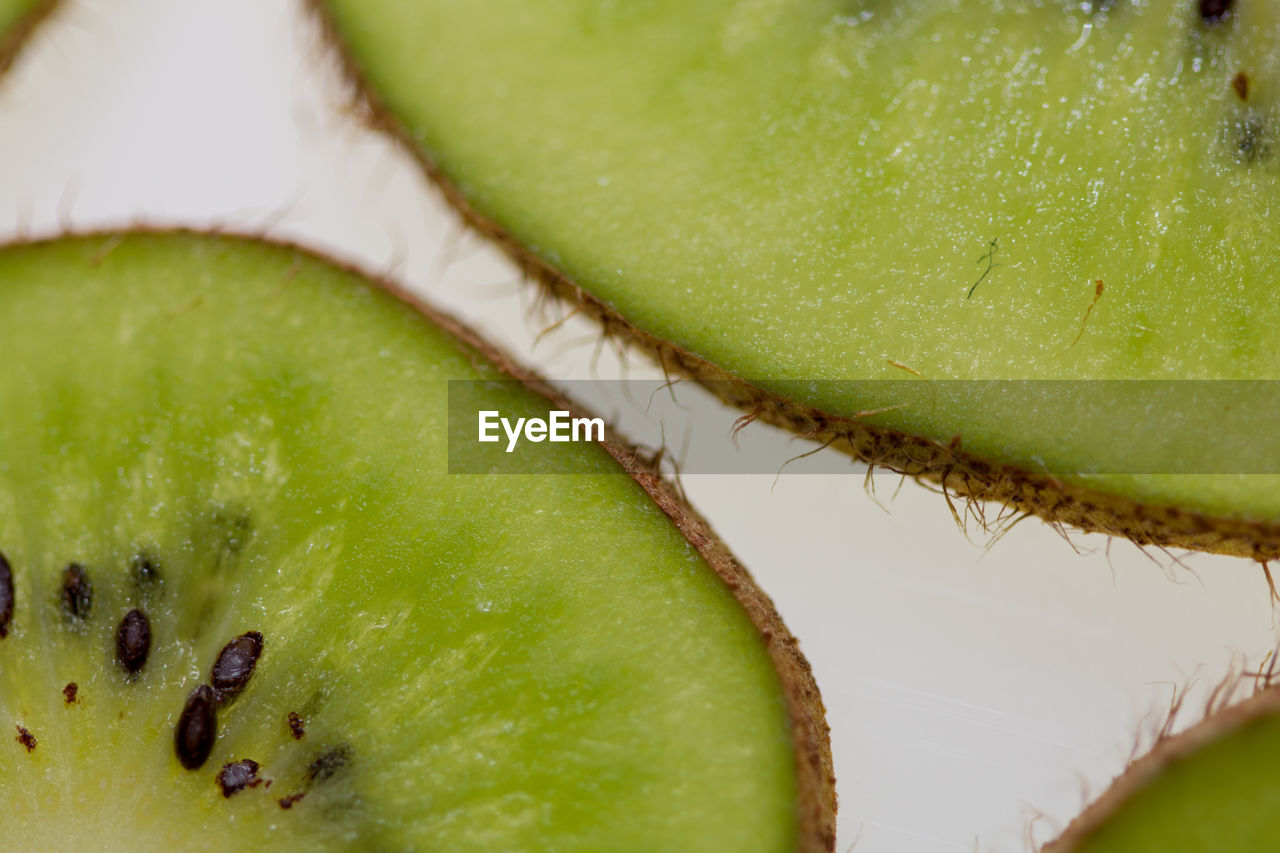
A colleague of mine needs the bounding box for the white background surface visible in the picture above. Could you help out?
[1,3,1277,850]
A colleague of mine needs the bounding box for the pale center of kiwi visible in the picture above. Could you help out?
[0,536,353,821]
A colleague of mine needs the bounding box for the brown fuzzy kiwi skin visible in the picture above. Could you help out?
[0,0,58,77]
[1044,683,1280,851]
[0,228,837,853]
[305,0,1280,564]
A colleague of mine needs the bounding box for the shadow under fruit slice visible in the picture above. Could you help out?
[1047,686,1280,851]
[0,232,832,851]
[314,0,1280,559]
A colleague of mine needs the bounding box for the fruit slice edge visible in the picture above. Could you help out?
[0,230,834,851]
[309,0,1280,560]
[1046,684,1280,852]
[0,0,56,75]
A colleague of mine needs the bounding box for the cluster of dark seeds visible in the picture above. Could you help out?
[0,552,154,674]
[57,562,153,676]
[57,563,154,675]
[0,553,161,752]
[174,631,265,771]
[217,759,267,797]
[1185,0,1273,167]
[0,548,337,809]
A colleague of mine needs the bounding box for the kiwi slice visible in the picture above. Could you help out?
[0,0,54,74]
[1048,685,1280,851]
[313,0,1280,558]
[0,231,833,850]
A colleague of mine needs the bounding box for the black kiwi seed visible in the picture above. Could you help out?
[175,684,217,770]
[63,682,78,704]
[211,631,264,699]
[61,563,92,621]
[1198,0,1233,23]
[14,725,35,753]
[0,551,12,639]
[116,609,152,674]
[287,711,306,740]
[306,745,351,784]
[217,759,264,797]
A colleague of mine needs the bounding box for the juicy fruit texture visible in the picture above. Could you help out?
[1048,687,1280,851]
[0,233,821,850]
[319,0,1280,540]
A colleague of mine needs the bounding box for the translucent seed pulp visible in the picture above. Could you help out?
[131,554,160,594]
[306,745,350,784]
[61,564,92,622]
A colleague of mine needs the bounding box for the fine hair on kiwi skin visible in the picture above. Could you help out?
[0,227,836,851]
[0,0,59,77]
[1044,666,1280,851]
[304,0,1280,565]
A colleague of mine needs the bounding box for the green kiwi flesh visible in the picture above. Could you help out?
[1047,685,1280,851]
[0,0,42,36]
[315,0,1280,558]
[0,232,832,851]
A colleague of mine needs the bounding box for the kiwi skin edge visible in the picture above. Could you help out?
[1044,683,1280,851]
[306,0,1280,564]
[0,0,58,77]
[0,227,838,852]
